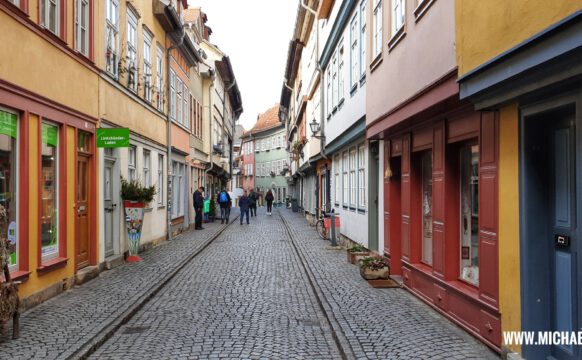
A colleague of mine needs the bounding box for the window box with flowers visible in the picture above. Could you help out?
[358,256,400,288]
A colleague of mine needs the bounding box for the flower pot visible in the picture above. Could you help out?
[123,201,145,262]
[347,251,370,264]
[360,266,390,280]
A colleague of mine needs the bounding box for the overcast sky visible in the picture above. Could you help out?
[188,0,298,130]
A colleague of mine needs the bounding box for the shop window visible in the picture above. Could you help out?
[421,151,432,265]
[358,145,366,209]
[342,152,348,207]
[0,110,18,271]
[41,123,59,261]
[334,155,340,207]
[460,145,479,285]
[350,148,357,209]
[157,154,163,206]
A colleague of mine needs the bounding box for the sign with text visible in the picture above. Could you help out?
[97,128,130,148]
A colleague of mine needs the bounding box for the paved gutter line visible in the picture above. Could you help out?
[65,217,239,360]
[278,210,355,360]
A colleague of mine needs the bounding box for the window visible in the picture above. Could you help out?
[0,110,19,272]
[8,0,20,7]
[143,29,153,102]
[41,0,60,36]
[128,146,136,181]
[156,45,164,111]
[391,0,405,36]
[106,0,119,77]
[342,152,348,206]
[338,45,345,101]
[460,145,479,286]
[350,15,359,88]
[171,162,184,218]
[157,154,163,205]
[169,70,176,120]
[176,78,183,124]
[373,0,382,58]
[143,150,151,188]
[75,0,90,56]
[41,123,59,261]
[358,145,366,209]
[126,9,138,92]
[360,0,367,76]
[183,84,189,127]
[421,151,432,265]
[334,156,340,206]
[332,52,338,108]
[350,149,356,208]
[326,68,332,117]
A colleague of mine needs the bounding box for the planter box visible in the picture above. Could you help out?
[360,266,390,280]
[367,278,401,288]
[347,251,370,264]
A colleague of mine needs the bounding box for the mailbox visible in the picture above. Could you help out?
[555,234,570,249]
[324,217,341,229]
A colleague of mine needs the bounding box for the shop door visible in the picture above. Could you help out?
[104,159,116,258]
[76,154,90,269]
[548,115,578,360]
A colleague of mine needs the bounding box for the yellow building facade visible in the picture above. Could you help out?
[0,0,100,305]
[456,2,582,359]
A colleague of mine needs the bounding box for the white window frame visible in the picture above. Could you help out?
[326,67,332,118]
[143,149,151,188]
[176,78,183,124]
[350,15,359,88]
[157,154,163,205]
[342,152,348,207]
[128,146,136,181]
[126,9,138,92]
[169,70,176,120]
[41,0,60,36]
[350,148,357,208]
[334,156,340,207]
[143,29,153,102]
[358,145,366,210]
[332,52,338,109]
[183,84,189,127]
[156,45,164,111]
[105,0,119,77]
[360,0,367,76]
[338,43,345,102]
[8,0,20,7]
[75,0,90,56]
[373,0,383,58]
[391,0,405,36]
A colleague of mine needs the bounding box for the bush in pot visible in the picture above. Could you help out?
[358,256,390,280]
[121,178,156,262]
[347,244,370,264]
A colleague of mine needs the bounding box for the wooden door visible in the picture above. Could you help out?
[76,154,90,269]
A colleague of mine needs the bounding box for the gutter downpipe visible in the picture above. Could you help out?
[205,79,214,194]
[166,27,186,241]
[224,79,237,185]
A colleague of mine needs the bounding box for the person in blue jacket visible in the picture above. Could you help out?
[239,190,251,225]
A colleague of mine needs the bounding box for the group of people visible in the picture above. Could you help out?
[192,187,276,229]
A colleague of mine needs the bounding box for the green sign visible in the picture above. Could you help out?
[42,123,58,147]
[0,111,17,138]
[97,128,130,148]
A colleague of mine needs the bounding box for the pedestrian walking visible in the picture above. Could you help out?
[239,190,251,225]
[218,188,231,224]
[193,186,205,230]
[249,188,258,217]
[265,189,274,216]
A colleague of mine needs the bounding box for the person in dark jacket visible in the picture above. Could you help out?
[265,189,274,216]
[193,186,205,230]
[239,190,251,225]
[218,188,232,224]
[249,188,258,217]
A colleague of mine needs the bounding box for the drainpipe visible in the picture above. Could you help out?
[166,29,186,241]
[204,80,214,193]
[222,79,237,187]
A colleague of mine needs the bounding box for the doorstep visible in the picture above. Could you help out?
[102,255,125,271]
[75,266,100,286]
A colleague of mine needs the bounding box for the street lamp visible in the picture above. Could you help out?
[310,118,324,139]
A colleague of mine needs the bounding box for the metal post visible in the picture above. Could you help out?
[330,212,337,246]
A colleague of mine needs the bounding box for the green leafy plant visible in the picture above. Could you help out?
[121,178,156,204]
[347,244,367,253]
[359,256,390,271]
[208,194,216,220]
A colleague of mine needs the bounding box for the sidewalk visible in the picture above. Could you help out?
[278,209,499,360]
[0,220,231,360]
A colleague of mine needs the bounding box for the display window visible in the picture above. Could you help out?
[41,122,59,261]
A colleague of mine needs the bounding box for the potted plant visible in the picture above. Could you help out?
[347,244,370,264]
[358,256,400,288]
[208,194,217,222]
[121,178,156,262]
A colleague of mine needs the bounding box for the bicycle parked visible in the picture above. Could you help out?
[315,205,338,240]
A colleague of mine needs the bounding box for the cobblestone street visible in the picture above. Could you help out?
[1,208,499,359]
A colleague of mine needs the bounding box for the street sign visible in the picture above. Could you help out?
[97,128,130,148]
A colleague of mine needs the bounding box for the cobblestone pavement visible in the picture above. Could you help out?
[278,209,500,360]
[90,208,342,359]
[0,220,231,359]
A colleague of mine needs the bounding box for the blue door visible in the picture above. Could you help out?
[549,116,578,360]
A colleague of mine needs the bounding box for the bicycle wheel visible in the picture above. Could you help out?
[315,220,327,239]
